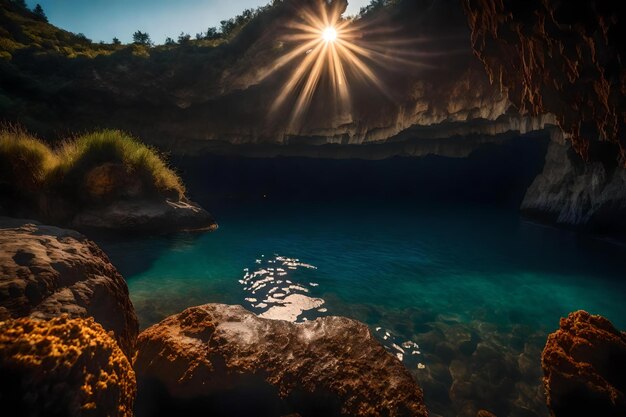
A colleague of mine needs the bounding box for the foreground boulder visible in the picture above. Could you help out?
[542,310,626,417]
[134,304,428,417]
[0,217,138,357]
[0,316,136,417]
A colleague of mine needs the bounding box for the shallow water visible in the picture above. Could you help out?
[100,199,626,417]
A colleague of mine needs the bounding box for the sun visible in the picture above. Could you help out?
[322,26,337,42]
[264,0,425,130]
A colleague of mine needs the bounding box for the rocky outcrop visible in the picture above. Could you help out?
[541,310,626,417]
[521,140,626,234]
[0,315,136,417]
[134,303,428,417]
[170,119,557,160]
[0,217,138,357]
[70,199,217,233]
[464,0,626,164]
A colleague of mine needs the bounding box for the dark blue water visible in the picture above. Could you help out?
[99,144,626,417]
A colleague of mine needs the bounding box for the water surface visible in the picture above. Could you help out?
[101,200,626,417]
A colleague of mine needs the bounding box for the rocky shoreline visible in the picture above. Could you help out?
[1,218,625,417]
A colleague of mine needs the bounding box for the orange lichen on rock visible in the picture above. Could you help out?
[0,315,136,417]
[0,217,139,358]
[541,310,626,417]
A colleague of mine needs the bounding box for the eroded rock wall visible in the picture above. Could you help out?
[464,0,626,164]
[521,139,626,234]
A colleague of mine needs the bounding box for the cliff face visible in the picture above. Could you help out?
[521,139,626,234]
[0,0,551,154]
[463,0,626,233]
[464,0,626,165]
[542,311,626,417]
[3,0,624,162]
[134,303,428,417]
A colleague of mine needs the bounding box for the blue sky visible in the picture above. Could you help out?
[26,0,371,44]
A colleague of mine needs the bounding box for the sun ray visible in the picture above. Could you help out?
[290,42,329,126]
[335,42,387,95]
[272,41,325,113]
[268,0,436,131]
[328,42,351,117]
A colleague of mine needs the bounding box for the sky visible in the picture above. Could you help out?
[25,0,371,44]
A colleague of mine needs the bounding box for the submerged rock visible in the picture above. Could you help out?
[521,140,626,235]
[0,315,136,417]
[71,198,217,233]
[542,310,626,417]
[0,217,138,357]
[134,303,428,417]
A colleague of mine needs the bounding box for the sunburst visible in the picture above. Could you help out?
[264,0,432,132]
[260,2,367,129]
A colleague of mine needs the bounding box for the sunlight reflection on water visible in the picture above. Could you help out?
[240,254,427,371]
[240,254,325,322]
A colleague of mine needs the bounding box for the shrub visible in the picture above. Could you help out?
[53,130,185,200]
[32,4,48,23]
[0,127,57,193]
[132,30,152,46]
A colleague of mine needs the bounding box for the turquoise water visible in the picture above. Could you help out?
[100,200,626,417]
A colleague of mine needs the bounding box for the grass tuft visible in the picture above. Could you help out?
[0,126,57,192]
[0,127,185,205]
[54,130,185,200]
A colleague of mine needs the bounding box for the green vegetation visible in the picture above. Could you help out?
[54,130,185,200]
[0,128,185,208]
[358,0,397,17]
[0,127,57,193]
[0,0,121,58]
[132,30,152,46]
[0,0,273,62]
[32,3,46,22]
[217,7,259,40]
